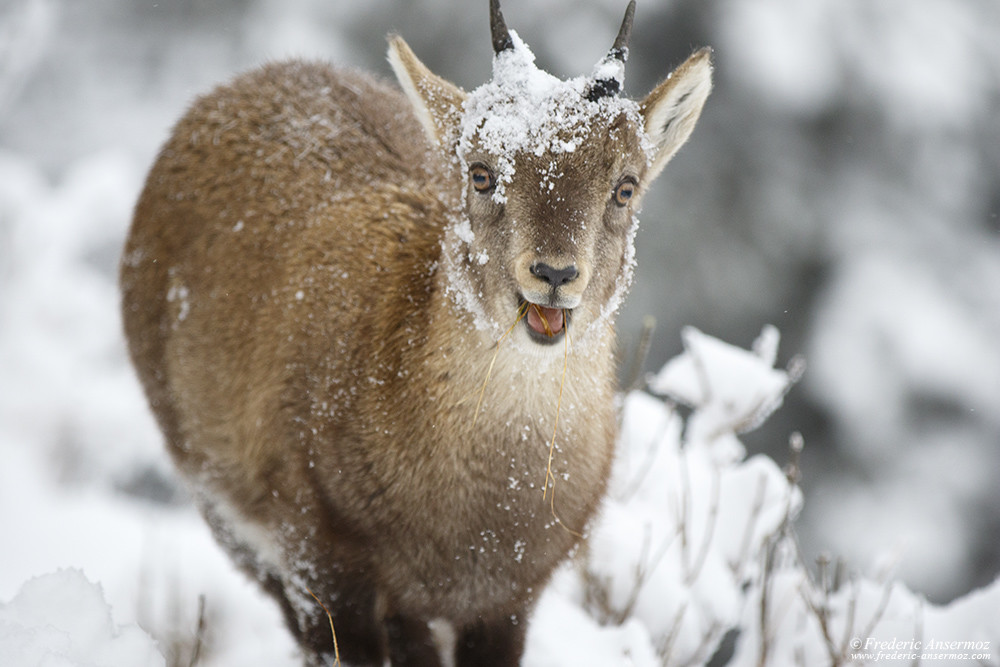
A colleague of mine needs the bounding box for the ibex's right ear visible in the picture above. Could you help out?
[640,47,713,182]
[388,36,467,148]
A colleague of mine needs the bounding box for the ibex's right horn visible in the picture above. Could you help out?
[490,0,514,53]
[608,0,636,62]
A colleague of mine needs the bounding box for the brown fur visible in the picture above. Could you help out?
[121,10,711,667]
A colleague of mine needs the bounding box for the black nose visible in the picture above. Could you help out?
[530,262,578,287]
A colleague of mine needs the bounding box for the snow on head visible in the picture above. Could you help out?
[443,31,649,341]
[457,31,646,204]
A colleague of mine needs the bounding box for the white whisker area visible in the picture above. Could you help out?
[543,314,583,537]
[472,301,529,429]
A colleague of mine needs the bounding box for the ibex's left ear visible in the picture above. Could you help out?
[388,36,468,148]
[640,47,713,181]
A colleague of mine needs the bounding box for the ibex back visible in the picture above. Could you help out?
[120,1,711,664]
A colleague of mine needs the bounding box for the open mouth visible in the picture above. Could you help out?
[519,298,570,345]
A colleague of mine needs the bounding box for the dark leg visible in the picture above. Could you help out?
[385,614,443,667]
[284,576,388,667]
[455,612,527,667]
[202,510,387,665]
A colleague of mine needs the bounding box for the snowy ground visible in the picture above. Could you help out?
[3,312,998,664]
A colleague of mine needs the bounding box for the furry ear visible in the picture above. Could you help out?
[640,47,713,182]
[388,35,467,148]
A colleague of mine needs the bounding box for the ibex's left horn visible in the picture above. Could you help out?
[490,0,514,53]
[586,0,636,102]
[609,0,636,62]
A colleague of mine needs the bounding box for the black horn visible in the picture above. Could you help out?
[609,0,636,62]
[585,1,636,102]
[490,0,514,53]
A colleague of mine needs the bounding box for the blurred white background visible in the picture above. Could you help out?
[2,0,998,612]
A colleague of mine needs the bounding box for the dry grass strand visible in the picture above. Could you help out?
[472,301,529,428]
[543,316,583,538]
[542,319,570,501]
[306,588,341,667]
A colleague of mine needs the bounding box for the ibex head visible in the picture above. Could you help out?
[389,0,712,353]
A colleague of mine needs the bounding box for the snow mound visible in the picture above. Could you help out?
[540,327,803,665]
[0,569,163,667]
[649,325,804,463]
[523,327,1000,666]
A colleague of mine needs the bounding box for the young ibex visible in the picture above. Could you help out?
[120,1,711,664]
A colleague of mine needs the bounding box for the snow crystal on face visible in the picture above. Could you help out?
[440,219,500,336]
[602,214,640,319]
[453,217,475,244]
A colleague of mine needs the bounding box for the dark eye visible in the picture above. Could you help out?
[613,178,636,207]
[470,164,495,193]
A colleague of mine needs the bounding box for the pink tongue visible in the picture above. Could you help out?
[526,304,564,336]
